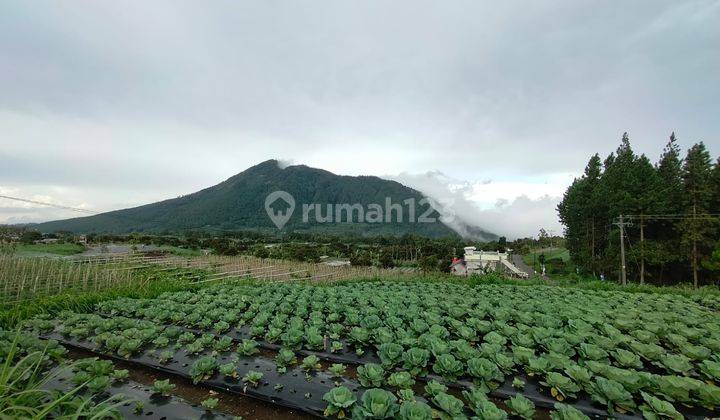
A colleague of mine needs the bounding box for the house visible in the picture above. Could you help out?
[450,247,528,278]
[449,257,467,275]
[35,238,59,245]
[320,256,351,267]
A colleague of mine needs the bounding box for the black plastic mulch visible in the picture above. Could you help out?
[45,368,234,419]
[43,332,361,418]
[225,326,718,420]
[47,320,719,420]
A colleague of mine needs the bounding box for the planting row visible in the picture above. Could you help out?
[38,320,611,420]
[0,329,233,419]
[82,282,720,411]
[22,283,720,418]
[35,311,641,418]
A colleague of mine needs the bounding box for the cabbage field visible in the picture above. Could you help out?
[21,281,720,419]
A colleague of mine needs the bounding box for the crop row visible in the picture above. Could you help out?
[0,329,234,418]
[35,317,599,420]
[24,281,720,418]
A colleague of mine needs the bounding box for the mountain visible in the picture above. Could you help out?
[35,160,497,239]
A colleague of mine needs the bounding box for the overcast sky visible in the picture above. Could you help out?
[1,1,718,238]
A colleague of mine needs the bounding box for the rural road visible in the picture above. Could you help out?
[511,254,542,278]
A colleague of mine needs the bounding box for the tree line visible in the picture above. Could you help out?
[80,231,515,271]
[558,133,720,287]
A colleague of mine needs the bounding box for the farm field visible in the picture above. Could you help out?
[0,253,416,326]
[19,280,720,419]
[521,248,573,277]
[14,242,87,256]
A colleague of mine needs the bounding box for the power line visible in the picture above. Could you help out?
[624,213,720,220]
[0,194,97,214]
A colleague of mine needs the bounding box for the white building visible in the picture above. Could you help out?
[450,246,528,278]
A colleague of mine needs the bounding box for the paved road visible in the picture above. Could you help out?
[511,254,542,279]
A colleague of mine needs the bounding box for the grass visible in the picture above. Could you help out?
[521,247,570,265]
[521,247,577,278]
[154,245,206,257]
[14,243,86,256]
[0,330,133,417]
[0,266,203,329]
[0,255,134,302]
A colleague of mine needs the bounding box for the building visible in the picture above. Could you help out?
[320,255,351,267]
[449,257,468,275]
[450,247,528,278]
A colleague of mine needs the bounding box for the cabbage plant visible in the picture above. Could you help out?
[151,379,176,397]
[351,388,398,419]
[357,363,385,387]
[242,370,263,387]
[189,356,217,384]
[589,377,636,414]
[639,392,682,420]
[387,371,415,389]
[398,401,432,420]
[322,386,356,418]
[550,403,590,420]
[431,392,464,419]
[506,394,535,419]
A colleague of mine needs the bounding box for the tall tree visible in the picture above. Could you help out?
[702,157,720,279]
[654,133,685,283]
[584,154,604,275]
[657,133,684,210]
[631,155,663,284]
[680,142,714,287]
[599,133,639,282]
[710,157,720,212]
[557,155,604,276]
[558,133,718,286]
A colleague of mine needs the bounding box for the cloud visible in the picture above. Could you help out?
[391,171,565,239]
[0,1,718,230]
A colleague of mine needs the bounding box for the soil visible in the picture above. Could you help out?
[68,348,315,420]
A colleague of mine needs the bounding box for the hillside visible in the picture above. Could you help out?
[35,160,496,239]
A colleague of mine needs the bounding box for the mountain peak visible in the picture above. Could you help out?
[34,160,496,240]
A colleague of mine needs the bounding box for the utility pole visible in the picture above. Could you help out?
[613,215,632,286]
[639,215,644,285]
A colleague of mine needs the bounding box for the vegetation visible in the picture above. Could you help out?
[33,160,474,239]
[0,263,200,328]
[522,247,572,276]
[0,255,134,303]
[14,242,86,256]
[558,133,720,286]
[0,330,131,418]
[33,280,720,418]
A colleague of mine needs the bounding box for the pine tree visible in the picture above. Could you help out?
[680,142,714,287]
[557,154,604,276]
[702,157,720,278]
[657,133,684,210]
[599,133,639,282]
[710,157,720,211]
[558,133,719,286]
[631,155,663,284]
[653,133,686,283]
[584,154,604,275]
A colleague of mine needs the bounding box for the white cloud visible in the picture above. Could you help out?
[0,1,718,233]
[390,171,568,239]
